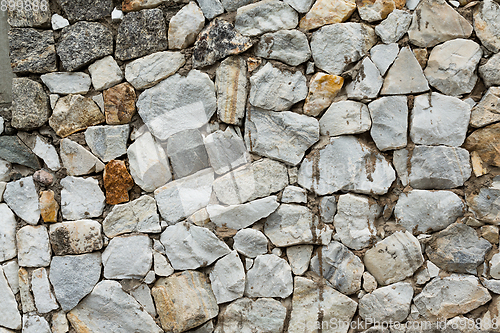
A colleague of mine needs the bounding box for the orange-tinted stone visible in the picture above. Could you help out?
[464,123,500,167]
[40,190,59,223]
[299,0,356,31]
[103,83,137,125]
[247,57,262,73]
[122,0,164,12]
[103,160,135,205]
[303,73,344,116]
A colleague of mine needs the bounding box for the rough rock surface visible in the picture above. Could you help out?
[375,9,412,43]
[479,54,500,88]
[102,234,152,279]
[467,178,500,224]
[204,127,249,175]
[48,220,103,255]
[245,254,293,298]
[85,125,129,162]
[168,2,205,50]
[60,138,104,176]
[235,0,298,36]
[233,229,269,258]
[319,100,371,136]
[300,0,356,30]
[0,267,21,330]
[56,0,113,21]
[473,0,500,53]
[88,56,123,92]
[3,176,40,225]
[0,136,40,169]
[103,83,137,125]
[303,73,344,116]
[464,123,500,168]
[166,129,210,179]
[215,57,247,125]
[125,51,185,89]
[11,78,50,130]
[17,225,51,267]
[40,72,91,95]
[346,57,383,100]
[359,282,413,322]
[255,30,310,66]
[368,96,408,151]
[0,204,17,262]
[209,251,245,303]
[8,28,57,74]
[60,176,105,220]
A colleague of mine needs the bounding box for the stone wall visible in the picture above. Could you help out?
[1,0,500,332]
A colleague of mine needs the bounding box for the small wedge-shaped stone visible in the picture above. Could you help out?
[467,178,500,224]
[209,251,246,304]
[204,127,249,175]
[4,176,40,225]
[31,267,59,314]
[235,0,298,36]
[346,57,383,100]
[245,254,293,298]
[17,225,51,267]
[102,234,152,279]
[303,73,344,116]
[31,136,60,171]
[368,95,408,151]
[40,72,91,95]
[364,230,424,285]
[68,280,162,333]
[85,125,129,162]
[49,220,103,256]
[160,222,231,270]
[0,136,40,169]
[359,282,413,322]
[375,9,412,43]
[381,47,429,95]
[60,176,105,221]
[474,0,500,53]
[0,204,17,262]
[464,123,500,167]
[152,271,218,333]
[408,0,472,47]
[299,0,356,31]
[216,57,248,125]
[245,108,319,165]
[193,19,253,68]
[0,267,21,330]
[207,196,279,230]
[370,43,399,76]
[12,78,50,130]
[168,2,205,50]
[255,30,311,66]
[60,138,104,176]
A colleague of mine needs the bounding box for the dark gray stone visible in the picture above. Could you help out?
[7,3,51,27]
[56,0,113,22]
[11,78,50,130]
[115,9,168,61]
[0,136,40,169]
[8,28,57,74]
[57,22,113,71]
[166,129,210,179]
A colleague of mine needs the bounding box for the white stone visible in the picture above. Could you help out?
[282,185,307,204]
[368,95,408,151]
[427,261,440,278]
[102,234,152,279]
[479,53,500,88]
[310,23,377,75]
[129,284,157,317]
[235,0,298,36]
[51,311,69,333]
[60,138,104,176]
[204,127,249,175]
[1,261,19,294]
[249,63,307,111]
[375,9,413,44]
[319,196,336,223]
[127,132,172,192]
[31,267,59,313]
[0,182,5,202]
[111,7,124,21]
[406,0,420,9]
[136,70,216,141]
[359,282,413,322]
[92,94,104,112]
[125,51,186,90]
[363,271,377,293]
[51,13,69,30]
[473,0,500,53]
[233,228,268,258]
[245,254,293,298]
[255,30,311,66]
[48,220,103,255]
[490,253,500,279]
[161,222,231,270]
[0,267,21,330]
[32,136,60,171]
[49,94,59,109]
[209,251,245,303]
[0,204,17,263]
[40,72,92,95]
[286,245,312,276]
[319,100,371,136]
[0,117,3,134]
[85,125,129,162]
[22,314,51,333]
[144,271,156,284]
[4,176,40,225]
[370,43,399,76]
[153,250,174,277]
[346,57,383,101]
[17,225,51,267]
[424,39,482,96]
[334,193,381,250]
[197,0,224,19]
[168,2,205,49]
[61,176,105,221]
[88,56,124,91]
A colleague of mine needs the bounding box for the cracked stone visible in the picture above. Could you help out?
[245,254,293,298]
[255,29,310,66]
[215,56,248,125]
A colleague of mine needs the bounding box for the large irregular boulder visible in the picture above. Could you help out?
[245,254,293,298]
[473,0,500,53]
[359,282,413,322]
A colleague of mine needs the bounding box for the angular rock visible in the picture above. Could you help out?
[31,267,59,313]
[166,129,210,179]
[233,229,268,258]
[473,0,500,53]
[204,127,249,175]
[245,108,319,165]
[60,176,105,220]
[8,28,56,74]
[375,9,412,43]
[334,193,380,250]
[49,252,102,311]
[221,0,252,11]
[168,2,205,50]
[424,39,482,96]
[16,225,51,267]
[370,43,399,76]
[467,179,500,224]
[303,73,344,116]
[283,0,314,12]
[153,251,174,277]
[51,14,70,30]
[22,314,51,333]
[235,0,298,36]
[102,234,152,279]
[31,136,60,171]
[11,78,50,130]
[152,271,218,333]
[41,72,91,95]
[364,230,424,285]
[410,93,471,147]
[88,56,123,91]
[363,271,377,293]
[85,125,129,162]
[128,132,172,192]
[381,47,429,95]
[125,51,185,90]
[310,241,364,295]
[115,9,167,61]
[286,245,312,276]
[56,0,113,21]
[245,254,293,298]
[479,53,500,88]
[209,251,245,303]
[310,23,376,75]
[137,70,216,141]
[49,220,103,256]
[102,83,138,125]
[215,57,247,125]
[57,22,113,71]
[464,123,500,168]
[357,0,396,22]
[413,274,491,320]
[319,196,336,223]
[298,135,395,195]
[249,63,307,111]
[490,253,500,279]
[4,176,40,225]
[426,223,492,274]
[128,283,156,317]
[395,190,464,234]
[346,57,383,100]
[7,3,50,27]
[300,0,356,31]
[103,195,160,238]
[39,190,59,223]
[122,0,168,11]
[368,95,408,151]
[0,204,16,263]
[49,94,105,138]
[197,0,224,19]
[1,261,19,295]
[68,280,162,333]
[208,196,279,230]
[18,267,36,312]
[359,282,413,322]
[60,138,104,176]
[282,185,307,204]
[0,136,40,169]
[255,30,310,66]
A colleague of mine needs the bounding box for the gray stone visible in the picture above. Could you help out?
[31,267,59,313]
[11,78,50,130]
[249,63,307,111]
[204,127,249,175]
[310,241,364,295]
[0,267,21,330]
[48,220,103,256]
[255,30,311,66]
[209,251,245,303]
[166,129,210,179]
[479,53,500,88]
[368,95,408,151]
[467,178,500,224]
[215,57,248,125]
[16,225,51,267]
[21,314,51,333]
[235,0,298,36]
[298,135,396,196]
[115,9,168,61]
[359,282,413,322]
[319,196,336,223]
[282,185,307,204]
[8,28,56,74]
[137,70,216,141]
[57,22,113,71]
[0,160,9,182]
[221,0,252,11]
[410,93,471,147]
[3,176,40,225]
[168,2,205,50]
[88,56,123,91]
[245,108,319,166]
[18,267,35,312]
[286,245,312,276]
[245,254,293,298]
[375,9,412,44]
[60,176,105,221]
[319,100,371,137]
[60,138,105,176]
[346,57,383,101]
[7,2,50,27]
[102,234,152,279]
[0,204,16,263]
[283,0,314,12]
[310,23,377,75]
[424,39,482,96]
[129,284,156,317]
[0,136,39,169]
[474,0,500,53]
[40,72,91,95]
[482,279,500,294]
[1,261,19,296]
[85,125,129,162]
[56,0,113,21]
[31,136,61,171]
[233,229,268,258]
[395,190,464,234]
[370,43,399,76]
[197,0,224,19]
[426,223,492,275]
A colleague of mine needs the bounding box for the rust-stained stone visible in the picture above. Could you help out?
[49,94,105,138]
[40,190,59,223]
[464,123,500,167]
[356,0,395,22]
[122,0,166,12]
[49,220,103,255]
[152,270,219,333]
[247,57,262,72]
[299,0,356,31]
[303,73,344,117]
[103,160,135,205]
[103,83,137,125]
